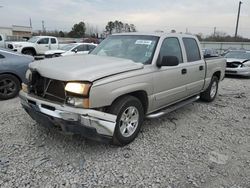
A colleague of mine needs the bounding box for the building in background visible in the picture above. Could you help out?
[0,25,32,40]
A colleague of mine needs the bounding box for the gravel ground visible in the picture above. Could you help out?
[0,77,250,188]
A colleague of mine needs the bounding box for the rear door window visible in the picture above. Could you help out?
[51,38,57,44]
[183,38,201,62]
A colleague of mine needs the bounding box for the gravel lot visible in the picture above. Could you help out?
[0,77,250,188]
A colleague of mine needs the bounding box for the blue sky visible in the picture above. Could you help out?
[0,0,250,37]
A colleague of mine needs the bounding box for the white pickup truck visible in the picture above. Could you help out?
[7,36,59,56]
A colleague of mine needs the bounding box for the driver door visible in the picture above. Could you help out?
[36,38,50,54]
[153,37,188,110]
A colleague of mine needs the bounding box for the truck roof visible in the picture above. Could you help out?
[112,32,197,38]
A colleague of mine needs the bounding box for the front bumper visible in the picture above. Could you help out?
[19,91,117,140]
[225,67,250,76]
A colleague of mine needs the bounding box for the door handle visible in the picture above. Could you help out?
[181,68,187,74]
[199,66,204,71]
[45,45,49,47]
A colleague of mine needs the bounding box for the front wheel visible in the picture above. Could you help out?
[108,96,144,146]
[0,74,20,100]
[200,76,219,102]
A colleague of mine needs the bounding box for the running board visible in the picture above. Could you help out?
[146,95,200,119]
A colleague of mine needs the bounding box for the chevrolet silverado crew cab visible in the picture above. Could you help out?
[7,36,59,56]
[20,33,226,145]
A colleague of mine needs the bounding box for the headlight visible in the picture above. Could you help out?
[25,69,32,81]
[65,82,91,96]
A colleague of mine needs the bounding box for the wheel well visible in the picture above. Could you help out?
[213,71,221,80]
[0,73,22,85]
[112,91,149,114]
[21,47,36,55]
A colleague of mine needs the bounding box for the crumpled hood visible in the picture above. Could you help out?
[226,58,250,63]
[45,49,66,55]
[29,55,144,82]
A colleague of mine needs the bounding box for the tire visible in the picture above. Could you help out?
[22,49,35,56]
[200,76,219,102]
[0,74,21,100]
[108,96,144,146]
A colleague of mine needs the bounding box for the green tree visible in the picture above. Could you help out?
[68,21,86,38]
[59,31,65,37]
[105,21,115,34]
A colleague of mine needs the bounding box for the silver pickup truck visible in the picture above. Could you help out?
[20,33,226,145]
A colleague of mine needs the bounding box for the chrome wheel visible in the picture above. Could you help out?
[210,81,217,98]
[119,106,139,137]
[0,78,17,97]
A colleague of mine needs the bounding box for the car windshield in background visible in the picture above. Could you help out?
[225,51,250,59]
[60,44,78,51]
[28,37,40,43]
[91,35,159,64]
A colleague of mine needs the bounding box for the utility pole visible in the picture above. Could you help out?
[235,1,243,38]
[29,18,32,28]
[42,20,46,33]
[213,27,216,37]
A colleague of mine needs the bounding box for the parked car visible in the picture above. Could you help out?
[7,36,59,56]
[44,43,97,58]
[0,49,34,99]
[0,34,6,48]
[224,50,250,76]
[202,48,219,58]
[20,33,226,145]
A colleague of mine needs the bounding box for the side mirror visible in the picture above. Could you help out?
[72,49,78,53]
[157,56,179,67]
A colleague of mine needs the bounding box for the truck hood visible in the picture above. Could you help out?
[29,55,144,82]
[10,41,35,47]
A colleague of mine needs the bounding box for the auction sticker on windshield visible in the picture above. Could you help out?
[135,40,152,45]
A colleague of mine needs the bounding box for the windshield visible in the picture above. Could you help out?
[60,44,78,51]
[28,36,40,43]
[225,51,250,59]
[91,35,159,64]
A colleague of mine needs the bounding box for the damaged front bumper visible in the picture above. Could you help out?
[225,67,250,76]
[19,91,117,141]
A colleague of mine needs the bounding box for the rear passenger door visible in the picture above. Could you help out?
[50,38,58,50]
[182,38,206,96]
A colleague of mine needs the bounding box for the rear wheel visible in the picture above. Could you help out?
[108,96,144,146]
[200,76,219,102]
[0,74,20,100]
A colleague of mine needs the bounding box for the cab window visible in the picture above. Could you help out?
[37,38,49,44]
[183,38,201,62]
[159,37,183,63]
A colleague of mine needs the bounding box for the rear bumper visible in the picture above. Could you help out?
[19,91,117,140]
[225,67,250,76]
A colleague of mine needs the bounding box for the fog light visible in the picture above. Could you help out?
[66,97,75,106]
[66,97,89,108]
